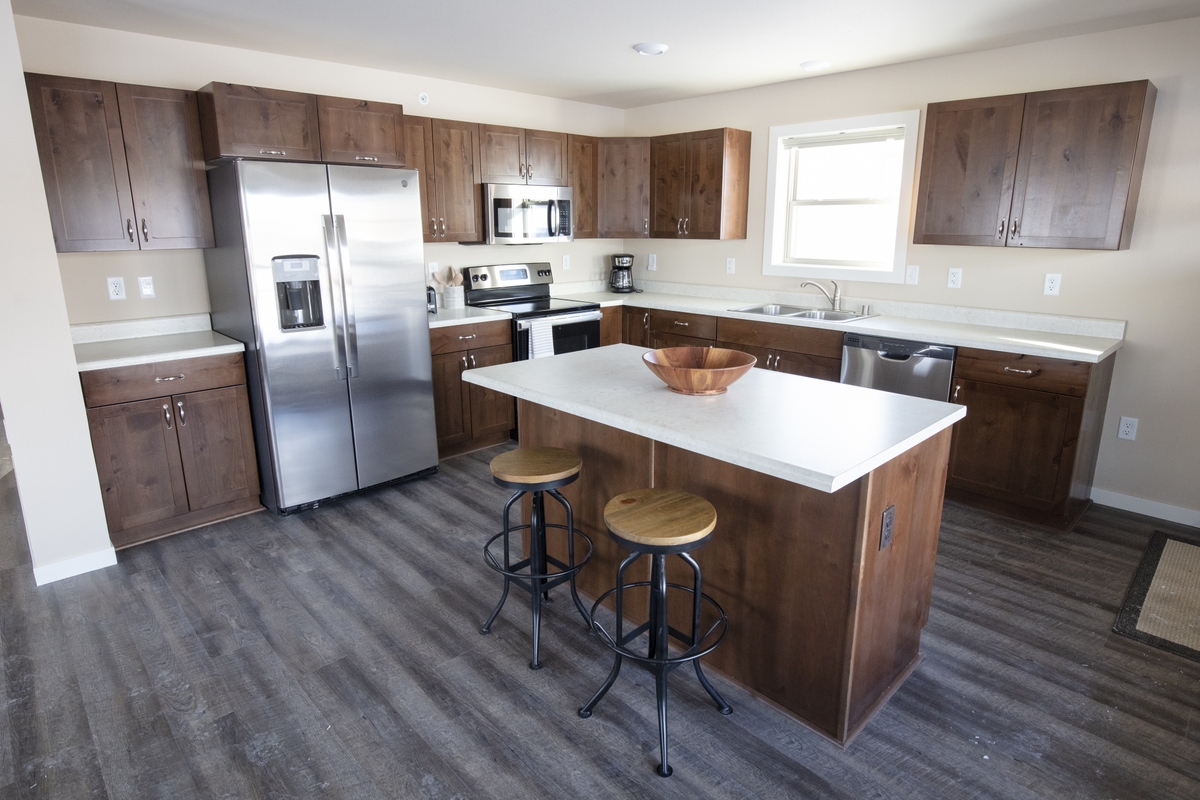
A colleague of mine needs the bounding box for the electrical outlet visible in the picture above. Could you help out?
[880,504,896,550]
[562,255,570,271]
[905,264,919,285]
[1044,273,1062,296]
[726,257,736,274]
[427,261,438,278]
[648,254,657,271]
[138,276,155,298]
[107,276,126,300]
[1118,416,1138,441]
[947,268,962,289]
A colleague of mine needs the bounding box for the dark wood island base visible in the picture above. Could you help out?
[520,399,954,745]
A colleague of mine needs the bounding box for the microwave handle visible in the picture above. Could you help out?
[548,199,558,237]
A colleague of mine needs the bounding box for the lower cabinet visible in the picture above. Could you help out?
[715,317,843,382]
[623,306,651,346]
[651,331,714,349]
[430,321,515,458]
[82,354,261,549]
[599,306,622,346]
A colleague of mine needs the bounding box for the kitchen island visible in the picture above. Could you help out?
[465,344,965,745]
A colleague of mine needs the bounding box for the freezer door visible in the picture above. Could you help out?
[238,161,359,507]
[327,166,439,487]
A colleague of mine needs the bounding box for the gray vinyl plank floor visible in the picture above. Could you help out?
[2,442,1199,799]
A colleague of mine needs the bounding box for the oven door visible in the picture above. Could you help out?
[485,184,573,244]
[515,310,602,360]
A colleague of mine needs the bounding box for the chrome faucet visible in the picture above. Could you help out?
[799,280,841,311]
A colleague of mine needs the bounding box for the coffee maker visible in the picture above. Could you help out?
[608,253,635,293]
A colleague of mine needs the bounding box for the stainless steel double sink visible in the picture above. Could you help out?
[730,304,872,322]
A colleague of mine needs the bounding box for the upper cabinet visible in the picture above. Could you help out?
[479,125,567,186]
[567,134,599,239]
[598,137,651,238]
[913,80,1156,250]
[650,128,751,240]
[316,96,405,166]
[26,73,213,252]
[197,82,321,162]
[405,115,482,243]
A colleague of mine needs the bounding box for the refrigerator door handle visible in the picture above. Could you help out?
[333,214,360,378]
[322,215,349,380]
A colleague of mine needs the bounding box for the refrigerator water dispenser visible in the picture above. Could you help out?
[272,255,323,329]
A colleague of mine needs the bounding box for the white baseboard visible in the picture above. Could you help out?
[1090,488,1200,528]
[33,547,118,586]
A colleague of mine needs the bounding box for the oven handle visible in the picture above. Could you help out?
[515,310,603,330]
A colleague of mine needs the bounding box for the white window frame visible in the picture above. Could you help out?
[762,110,921,284]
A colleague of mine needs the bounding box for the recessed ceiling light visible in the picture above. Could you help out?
[800,60,832,72]
[633,43,669,56]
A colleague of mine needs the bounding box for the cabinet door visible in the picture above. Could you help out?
[431,351,471,449]
[685,129,727,239]
[567,135,599,238]
[317,96,405,166]
[912,94,1025,246]
[26,74,138,252]
[87,398,190,534]
[650,134,688,238]
[197,82,320,162]
[947,379,1083,509]
[525,129,567,186]
[403,115,438,242]
[598,138,651,238]
[716,340,771,370]
[467,345,515,440]
[773,351,842,382]
[599,306,622,346]
[1008,81,1154,250]
[478,124,525,184]
[172,387,260,512]
[623,307,650,347]
[432,119,482,242]
[115,83,214,250]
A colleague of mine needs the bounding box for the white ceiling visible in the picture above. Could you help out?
[14,0,1200,108]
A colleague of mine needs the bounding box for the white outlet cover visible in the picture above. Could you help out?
[427,261,438,277]
[107,276,126,300]
[648,254,657,271]
[947,268,962,289]
[1044,273,1062,296]
[726,257,736,274]
[562,255,570,271]
[1118,416,1138,440]
[905,264,919,285]
[138,276,155,298]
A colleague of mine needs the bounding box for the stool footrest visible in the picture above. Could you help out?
[588,582,728,668]
[482,523,593,582]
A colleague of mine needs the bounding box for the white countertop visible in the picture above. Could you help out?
[556,291,1121,362]
[75,330,245,372]
[427,306,511,328]
[463,344,965,493]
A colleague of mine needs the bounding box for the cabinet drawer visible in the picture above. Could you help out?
[650,331,714,350]
[649,310,717,340]
[716,317,843,359]
[429,320,511,355]
[953,348,1091,396]
[81,353,246,408]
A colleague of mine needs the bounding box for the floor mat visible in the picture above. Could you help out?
[1113,530,1200,663]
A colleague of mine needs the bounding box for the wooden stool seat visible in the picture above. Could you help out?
[490,447,582,486]
[603,488,717,548]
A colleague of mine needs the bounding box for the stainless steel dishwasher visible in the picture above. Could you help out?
[840,333,957,402]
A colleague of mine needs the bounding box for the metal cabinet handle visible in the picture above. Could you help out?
[470,354,477,367]
[440,218,446,235]
[355,155,379,162]
[642,312,649,330]
[126,219,135,243]
[458,333,477,340]
[431,217,437,234]
[176,400,186,426]
[154,374,185,383]
[953,385,961,402]
[644,218,649,234]
[1011,218,1020,237]
[141,218,149,242]
[526,164,533,181]
[684,218,689,235]
[1003,366,1035,375]
[461,356,468,368]
[673,320,689,327]
[676,219,682,235]
[260,149,286,155]
[162,403,173,429]
[519,163,525,178]
[997,218,1007,239]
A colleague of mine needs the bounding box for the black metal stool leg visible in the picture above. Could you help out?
[578,652,622,718]
[481,490,523,635]
[529,490,546,669]
[651,553,674,776]
[548,488,590,626]
[681,551,732,715]
[655,667,673,777]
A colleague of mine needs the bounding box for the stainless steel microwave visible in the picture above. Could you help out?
[483,184,572,244]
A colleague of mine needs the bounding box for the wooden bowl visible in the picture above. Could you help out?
[642,347,757,396]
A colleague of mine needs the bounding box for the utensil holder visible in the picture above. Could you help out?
[443,285,465,309]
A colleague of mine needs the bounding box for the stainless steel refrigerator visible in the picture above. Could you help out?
[204,160,438,513]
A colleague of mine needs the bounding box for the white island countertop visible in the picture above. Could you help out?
[464,344,966,493]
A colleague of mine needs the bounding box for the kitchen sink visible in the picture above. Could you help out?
[731,304,872,322]
[792,309,870,321]
[731,304,811,316]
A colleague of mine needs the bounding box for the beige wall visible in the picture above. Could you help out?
[0,1,113,579]
[623,18,1200,516]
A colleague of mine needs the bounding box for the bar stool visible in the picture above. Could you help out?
[481,447,593,670]
[578,488,732,777]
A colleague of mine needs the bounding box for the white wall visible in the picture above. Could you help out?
[623,18,1200,519]
[0,0,114,582]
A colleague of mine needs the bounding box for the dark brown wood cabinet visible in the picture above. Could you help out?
[945,348,1115,530]
[26,74,213,252]
[622,306,651,347]
[316,95,405,166]
[197,82,321,162]
[599,306,622,346]
[598,137,651,238]
[650,128,751,240]
[405,115,482,243]
[715,317,843,381]
[914,80,1155,250]
[429,320,514,458]
[644,309,718,349]
[81,353,261,549]
[479,125,566,186]
[567,135,599,239]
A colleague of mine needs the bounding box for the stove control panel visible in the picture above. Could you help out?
[462,263,554,290]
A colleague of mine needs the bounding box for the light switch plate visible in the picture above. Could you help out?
[947,268,962,289]
[905,264,919,285]
[138,276,155,298]
[648,254,657,271]
[726,257,736,274]
[107,276,125,301]
[880,504,896,550]
[562,255,570,271]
